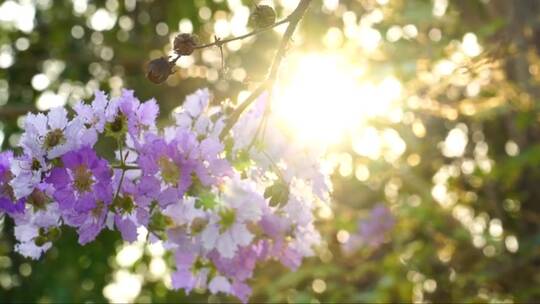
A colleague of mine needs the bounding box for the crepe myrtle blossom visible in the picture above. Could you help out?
[173,88,225,139]
[20,107,84,160]
[201,175,264,258]
[233,94,331,201]
[13,203,61,259]
[9,154,47,200]
[74,90,109,146]
[106,168,151,243]
[170,241,211,294]
[11,184,60,259]
[0,151,24,214]
[343,204,395,253]
[0,88,333,303]
[105,89,159,141]
[136,131,199,207]
[46,146,113,244]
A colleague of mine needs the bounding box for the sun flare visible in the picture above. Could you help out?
[272,53,403,146]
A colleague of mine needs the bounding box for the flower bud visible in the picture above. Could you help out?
[34,235,48,247]
[173,33,198,56]
[47,227,61,241]
[146,57,173,84]
[250,5,276,29]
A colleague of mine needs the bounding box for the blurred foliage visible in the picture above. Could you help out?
[2,0,540,303]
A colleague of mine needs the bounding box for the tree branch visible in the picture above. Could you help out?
[194,19,290,49]
[219,0,312,140]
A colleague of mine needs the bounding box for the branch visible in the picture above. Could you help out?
[194,19,290,49]
[219,82,270,139]
[0,105,36,120]
[268,0,312,82]
[219,0,312,140]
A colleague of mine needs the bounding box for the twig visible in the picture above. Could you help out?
[0,105,37,119]
[219,0,312,140]
[219,81,270,139]
[247,89,272,150]
[267,0,312,82]
[112,164,140,170]
[194,19,290,49]
[215,36,226,73]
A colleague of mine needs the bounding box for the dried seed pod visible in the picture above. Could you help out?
[146,56,173,84]
[250,5,276,29]
[173,33,199,56]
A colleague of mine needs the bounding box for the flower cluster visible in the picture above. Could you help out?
[0,88,331,302]
[343,204,395,253]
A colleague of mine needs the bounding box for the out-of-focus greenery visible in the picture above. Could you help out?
[1,0,540,303]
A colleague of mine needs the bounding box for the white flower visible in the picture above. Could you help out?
[290,223,321,257]
[20,107,83,159]
[208,276,231,294]
[14,242,52,260]
[74,90,109,146]
[173,89,224,139]
[200,175,263,258]
[163,196,206,227]
[282,179,316,227]
[13,202,61,259]
[10,156,44,199]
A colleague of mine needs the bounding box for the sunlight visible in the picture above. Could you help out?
[273,52,402,146]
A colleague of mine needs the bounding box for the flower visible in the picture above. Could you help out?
[209,244,261,282]
[0,87,333,304]
[173,88,224,139]
[195,137,232,186]
[358,204,395,247]
[0,151,24,214]
[12,196,61,259]
[137,132,198,207]
[74,90,109,146]
[46,146,113,244]
[9,154,47,200]
[343,204,395,253]
[20,107,84,160]
[201,175,264,258]
[208,275,231,294]
[105,89,159,140]
[169,231,210,293]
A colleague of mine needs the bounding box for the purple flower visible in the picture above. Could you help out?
[196,137,232,185]
[343,204,395,253]
[170,238,209,294]
[114,214,138,242]
[0,151,24,215]
[46,147,113,244]
[359,204,395,246]
[136,131,199,207]
[258,239,302,271]
[106,89,159,140]
[231,281,252,304]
